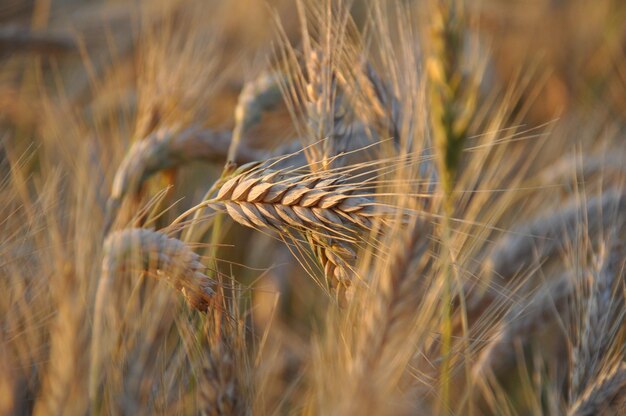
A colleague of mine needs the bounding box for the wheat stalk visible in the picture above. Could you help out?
[0,336,28,416]
[427,0,479,407]
[0,26,77,54]
[32,267,90,416]
[104,125,266,232]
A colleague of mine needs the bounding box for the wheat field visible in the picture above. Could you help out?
[1,0,625,415]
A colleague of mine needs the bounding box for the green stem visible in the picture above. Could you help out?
[439,199,454,415]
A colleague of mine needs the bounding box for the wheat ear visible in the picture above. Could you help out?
[334,56,399,142]
[228,71,284,164]
[427,0,478,408]
[100,228,214,310]
[211,165,383,235]
[428,0,477,197]
[200,351,240,416]
[177,162,390,300]
[303,48,349,170]
[306,217,434,415]
[306,233,356,305]
[191,281,250,416]
[567,362,626,416]
[90,228,214,402]
[212,164,383,299]
[473,273,574,377]
[486,190,626,280]
[570,238,625,400]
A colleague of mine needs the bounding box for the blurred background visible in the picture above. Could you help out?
[2,0,625,132]
[2,0,625,316]
[1,1,625,414]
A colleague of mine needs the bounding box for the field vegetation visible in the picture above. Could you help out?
[0,0,625,414]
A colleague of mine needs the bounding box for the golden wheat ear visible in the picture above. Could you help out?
[100,228,215,311]
[195,158,406,302]
[90,228,215,402]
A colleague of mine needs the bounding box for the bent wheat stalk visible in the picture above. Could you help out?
[90,228,214,402]
[103,125,264,233]
[100,228,215,310]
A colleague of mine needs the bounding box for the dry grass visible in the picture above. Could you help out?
[1,0,625,415]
